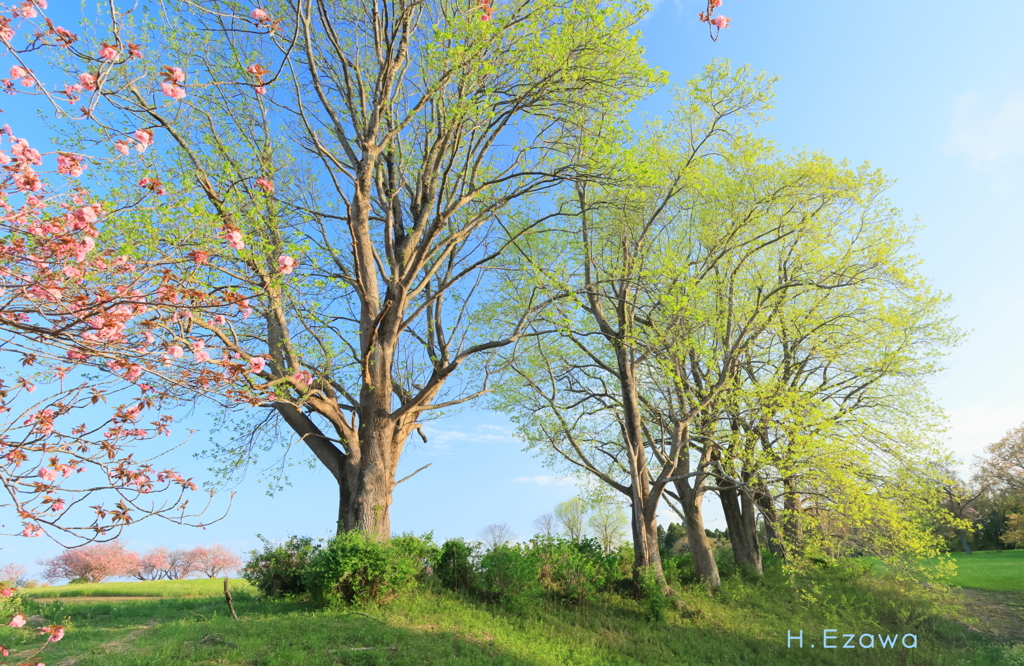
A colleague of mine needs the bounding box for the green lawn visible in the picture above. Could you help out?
[25,578,255,598]
[2,569,1019,665]
[947,550,1024,593]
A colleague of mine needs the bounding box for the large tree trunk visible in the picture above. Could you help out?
[671,442,720,589]
[719,482,763,575]
[676,487,720,590]
[781,477,804,557]
[756,490,787,559]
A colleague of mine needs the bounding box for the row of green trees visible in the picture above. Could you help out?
[6,0,962,609]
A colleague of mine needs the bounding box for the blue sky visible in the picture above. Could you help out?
[4,0,1024,579]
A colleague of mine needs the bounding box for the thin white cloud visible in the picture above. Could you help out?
[513,475,577,486]
[944,90,1024,168]
[421,424,520,445]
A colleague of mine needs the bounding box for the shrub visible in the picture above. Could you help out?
[435,538,477,593]
[638,565,671,622]
[302,531,428,606]
[390,532,440,580]
[534,537,613,604]
[242,534,321,597]
[477,544,543,606]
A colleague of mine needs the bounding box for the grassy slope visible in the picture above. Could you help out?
[947,550,1024,593]
[5,568,1019,666]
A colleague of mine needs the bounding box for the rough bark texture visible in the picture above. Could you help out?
[756,489,787,559]
[676,485,720,589]
[670,441,721,589]
[719,483,763,575]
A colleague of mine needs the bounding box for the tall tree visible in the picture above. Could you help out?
[553,497,587,541]
[491,62,780,598]
[47,0,661,539]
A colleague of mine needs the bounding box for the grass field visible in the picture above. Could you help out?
[2,564,1021,665]
[947,550,1024,593]
[25,578,256,598]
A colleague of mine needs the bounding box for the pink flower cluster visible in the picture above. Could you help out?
[9,64,34,87]
[223,226,245,250]
[247,63,270,95]
[160,66,186,99]
[698,0,730,29]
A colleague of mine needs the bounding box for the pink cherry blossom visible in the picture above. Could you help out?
[133,128,154,151]
[711,0,722,7]
[251,8,269,20]
[78,72,97,91]
[160,81,186,100]
[214,314,227,326]
[8,614,25,628]
[51,499,66,512]
[249,356,267,373]
[115,140,130,155]
[48,627,64,642]
[168,345,184,359]
[99,44,119,61]
[167,67,185,83]
[57,153,85,177]
[223,228,245,250]
[195,350,212,363]
[710,15,730,28]
[22,525,43,537]
[0,587,14,597]
[278,255,295,274]
[255,86,266,95]
[256,177,274,192]
[9,65,27,79]
[38,467,58,482]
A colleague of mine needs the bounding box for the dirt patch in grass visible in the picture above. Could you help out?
[955,587,1024,643]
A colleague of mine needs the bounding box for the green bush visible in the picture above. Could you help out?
[477,544,543,606]
[302,531,428,606]
[435,538,477,593]
[391,532,440,581]
[242,534,321,598]
[637,565,671,622]
[534,537,614,604]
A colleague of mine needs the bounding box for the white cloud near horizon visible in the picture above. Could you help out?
[945,403,1024,467]
[944,90,1024,168]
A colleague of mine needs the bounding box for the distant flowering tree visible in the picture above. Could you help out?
[191,544,242,578]
[124,546,169,580]
[164,547,200,580]
[38,539,134,582]
[0,563,25,585]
